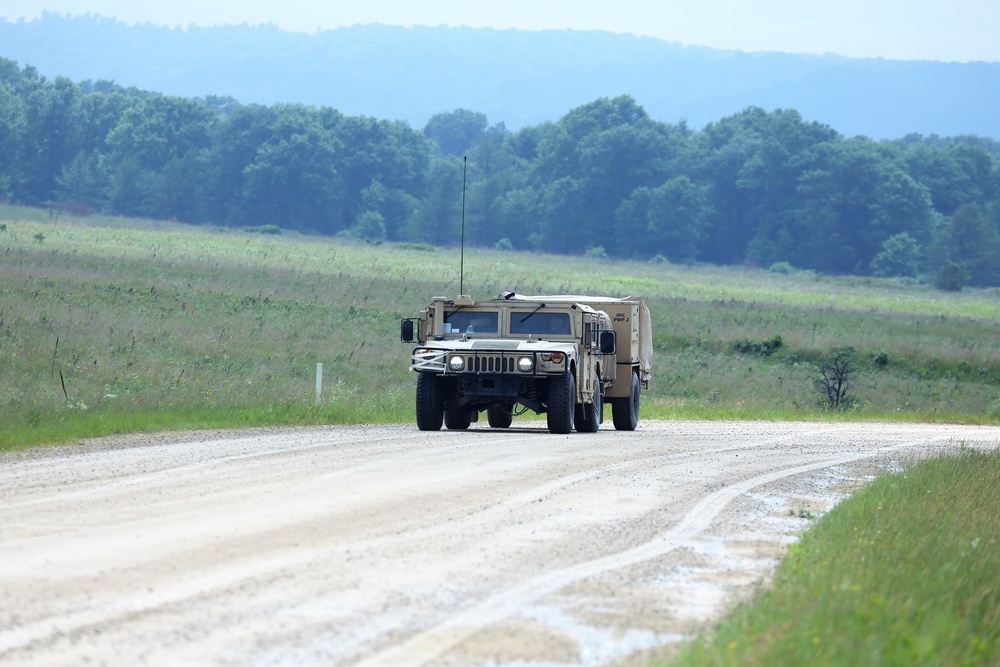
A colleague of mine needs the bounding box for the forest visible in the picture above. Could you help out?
[2,57,999,286]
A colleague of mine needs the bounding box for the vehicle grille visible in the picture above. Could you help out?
[471,355,515,373]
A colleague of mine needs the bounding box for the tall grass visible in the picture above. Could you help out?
[2,204,1000,450]
[666,449,1000,666]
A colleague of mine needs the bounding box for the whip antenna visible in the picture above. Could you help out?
[460,155,467,295]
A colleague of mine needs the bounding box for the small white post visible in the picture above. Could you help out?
[315,362,323,405]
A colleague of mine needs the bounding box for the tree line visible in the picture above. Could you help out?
[2,57,999,286]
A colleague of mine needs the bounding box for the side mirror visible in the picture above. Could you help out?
[599,330,616,355]
[400,318,415,343]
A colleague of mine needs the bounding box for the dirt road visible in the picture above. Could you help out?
[2,421,998,666]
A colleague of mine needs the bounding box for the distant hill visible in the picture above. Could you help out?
[2,14,998,138]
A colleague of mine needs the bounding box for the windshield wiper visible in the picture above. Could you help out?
[520,303,546,323]
[444,305,467,322]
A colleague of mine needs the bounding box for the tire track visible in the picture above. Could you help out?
[354,435,954,667]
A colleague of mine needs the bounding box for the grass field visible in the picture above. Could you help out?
[2,206,998,665]
[664,449,1000,666]
[2,204,1000,449]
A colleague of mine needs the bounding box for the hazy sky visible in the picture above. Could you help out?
[3,0,998,63]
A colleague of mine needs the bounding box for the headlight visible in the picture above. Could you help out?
[448,355,466,371]
[517,356,534,372]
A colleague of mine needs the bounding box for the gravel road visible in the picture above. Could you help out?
[2,420,998,666]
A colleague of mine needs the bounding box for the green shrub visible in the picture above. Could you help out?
[395,242,435,252]
[733,335,784,357]
[768,261,797,275]
[244,224,283,235]
[351,210,386,241]
[871,232,921,278]
[495,237,514,252]
[870,350,891,368]
[934,260,969,292]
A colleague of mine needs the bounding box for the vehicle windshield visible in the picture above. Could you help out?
[443,310,498,334]
[510,311,571,336]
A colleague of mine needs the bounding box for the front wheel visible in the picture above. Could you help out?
[611,372,640,431]
[547,372,576,434]
[445,408,472,430]
[575,382,602,433]
[487,404,514,428]
[415,373,443,431]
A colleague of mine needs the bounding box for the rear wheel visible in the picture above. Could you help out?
[487,404,514,428]
[546,372,575,434]
[444,408,472,430]
[415,373,443,431]
[611,372,640,431]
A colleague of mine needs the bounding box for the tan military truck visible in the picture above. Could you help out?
[400,292,651,433]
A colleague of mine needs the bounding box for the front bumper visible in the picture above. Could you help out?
[411,347,566,376]
[411,347,569,412]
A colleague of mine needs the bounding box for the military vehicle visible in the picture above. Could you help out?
[400,292,651,433]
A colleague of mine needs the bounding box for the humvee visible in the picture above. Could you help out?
[400,292,651,434]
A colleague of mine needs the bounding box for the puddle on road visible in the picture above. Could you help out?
[518,604,685,667]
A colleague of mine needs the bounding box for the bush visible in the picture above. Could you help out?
[351,210,386,242]
[733,335,784,357]
[934,260,969,292]
[870,232,920,278]
[494,237,514,252]
[768,261,797,275]
[585,245,607,259]
[244,224,283,235]
[395,242,435,252]
[870,350,891,368]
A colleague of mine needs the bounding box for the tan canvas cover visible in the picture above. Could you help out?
[501,293,652,381]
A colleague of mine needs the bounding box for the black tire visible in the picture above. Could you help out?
[575,382,602,433]
[444,408,471,430]
[546,372,575,434]
[415,373,443,431]
[487,404,514,428]
[611,372,640,431]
